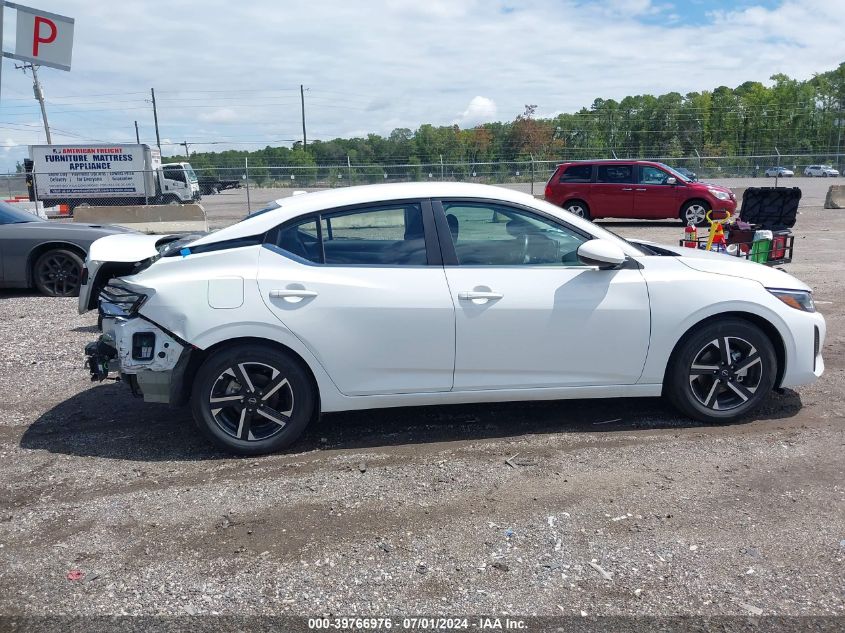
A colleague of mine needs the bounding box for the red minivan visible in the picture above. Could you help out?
[544,160,737,225]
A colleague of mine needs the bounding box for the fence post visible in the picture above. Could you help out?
[347,155,353,185]
[245,156,251,213]
[774,147,781,187]
[530,154,535,196]
[440,154,444,180]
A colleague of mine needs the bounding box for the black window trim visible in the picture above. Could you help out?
[262,197,442,268]
[432,197,595,267]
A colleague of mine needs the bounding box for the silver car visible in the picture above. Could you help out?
[804,164,840,177]
[0,201,131,297]
[764,166,794,177]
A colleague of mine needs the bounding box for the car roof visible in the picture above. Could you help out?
[188,182,544,247]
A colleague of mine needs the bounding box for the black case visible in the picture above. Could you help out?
[739,187,801,230]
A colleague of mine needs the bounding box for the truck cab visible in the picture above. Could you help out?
[159,162,201,203]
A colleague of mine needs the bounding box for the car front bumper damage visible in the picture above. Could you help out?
[85,305,191,405]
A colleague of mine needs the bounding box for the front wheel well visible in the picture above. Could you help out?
[678,198,711,217]
[26,242,87,287]
[664,311,786,391]
[181,337,321,418]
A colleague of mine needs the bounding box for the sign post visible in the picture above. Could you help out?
[0,2,75,102]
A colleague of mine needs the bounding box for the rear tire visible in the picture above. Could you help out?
[190,344,316,455]
[563,200,591,220]
[32,248,84,297]
[665,318,776,424]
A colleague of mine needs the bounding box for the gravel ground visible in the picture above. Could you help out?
[0,179,843,618]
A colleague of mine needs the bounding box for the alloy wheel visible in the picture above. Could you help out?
[688,336,763,411]
[208,362,294,441]
[37,253,81,296]
[684,204,708,225]
[567,204,586,218]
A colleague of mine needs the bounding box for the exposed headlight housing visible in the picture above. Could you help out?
[709,189,731,201]
[768,288,815,312]
[99,283,148,314]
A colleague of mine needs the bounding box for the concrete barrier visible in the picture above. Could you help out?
[731,187,746,209]
[824,185,845,209]
[74,203,208,233]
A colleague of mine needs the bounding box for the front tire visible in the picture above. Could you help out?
[665,318,777,424]
[32,248,84,297]
[680,200,711,227]
[191,344,316,455]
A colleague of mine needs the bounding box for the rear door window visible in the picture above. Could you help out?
[269,202,429,266]
[596,165,633,183]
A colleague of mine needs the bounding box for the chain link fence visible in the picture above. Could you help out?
[1,153,842,215]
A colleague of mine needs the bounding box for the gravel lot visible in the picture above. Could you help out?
[0,179,843,618]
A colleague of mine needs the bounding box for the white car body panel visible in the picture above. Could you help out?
[80,182,825,416]
[444,265,651,389]
[256,246,456,396]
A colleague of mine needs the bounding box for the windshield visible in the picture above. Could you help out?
[0,201,44,224]
[184,166,198,183]
[656,163,691,182]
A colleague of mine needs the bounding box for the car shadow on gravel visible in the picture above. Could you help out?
[20,381,805,461]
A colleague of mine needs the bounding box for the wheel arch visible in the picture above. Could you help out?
[26,241,87,287]
[663,310,787,392]
[180,336,322,421]
[679,197,711,219]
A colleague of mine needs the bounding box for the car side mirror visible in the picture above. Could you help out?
[666,177,677,185]
[577,239,626,269]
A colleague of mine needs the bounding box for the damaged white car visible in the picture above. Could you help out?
[80,183,825,455]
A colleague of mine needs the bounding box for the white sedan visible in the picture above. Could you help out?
[804,165,840,177]
[80,183,825,454]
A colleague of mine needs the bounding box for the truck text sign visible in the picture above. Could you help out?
[32,146,147,198]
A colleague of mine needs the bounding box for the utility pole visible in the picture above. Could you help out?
[150,88,161,152]
[16,63,52,144]
[181,140,190,159]
[134,121,140,144]
[300,84,307,148]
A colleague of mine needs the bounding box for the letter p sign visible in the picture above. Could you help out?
[33,16,58,56]
[13,5,75,71]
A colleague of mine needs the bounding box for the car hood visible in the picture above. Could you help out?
[23,221,133,234]
[87,232,166,263]
[692,181,733,194]
[633,240,811,292]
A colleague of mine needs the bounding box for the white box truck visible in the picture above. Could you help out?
[26,144,200,211]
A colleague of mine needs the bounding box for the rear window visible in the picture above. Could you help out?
[558,164,592,183]
[597,165,633,183]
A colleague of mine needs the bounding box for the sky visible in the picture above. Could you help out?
[1,0,844,170]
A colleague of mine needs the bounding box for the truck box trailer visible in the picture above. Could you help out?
[26,144,200,211]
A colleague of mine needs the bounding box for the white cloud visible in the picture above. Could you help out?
[455,96,498,127]
[198,108,239,124]
[0,0,844,169]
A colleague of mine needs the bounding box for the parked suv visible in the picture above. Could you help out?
[803,165,840,177]
[544,160,737,226]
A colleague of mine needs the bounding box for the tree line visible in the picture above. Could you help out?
[180,62,845,179]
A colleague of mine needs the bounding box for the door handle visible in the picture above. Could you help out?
[621,187,633,191]
[458,291,503,301]
[635,188,648,191]
[269,289,318,299]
